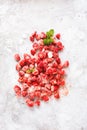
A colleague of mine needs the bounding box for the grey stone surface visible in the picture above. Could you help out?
[0,0,87,130]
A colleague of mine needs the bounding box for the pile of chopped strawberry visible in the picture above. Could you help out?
[14,29,69,107]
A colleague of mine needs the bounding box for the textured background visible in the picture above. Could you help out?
[0,0,87,130]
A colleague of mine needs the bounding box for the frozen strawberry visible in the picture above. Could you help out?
[36,34,41,41]
[56,33,61,39]
[26,99,34,107]
[35,100,40,106]
[54,92,60,99]
[14,85,21,96]
[19,70,25,77]
[14,85,21,92]
[16,64,21,71]
[19,59,26,67]
[40,32,46,39]
[42,96,49,102]
[14,54,20,62]
[22,65,29,72]
[21,90,28,97]
[33,43,39,50]
[31,49,36,55]
[30,36,34,42]
[63,61,69,68]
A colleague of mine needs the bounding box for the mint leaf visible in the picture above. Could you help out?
[43,38,53,45]
[46,29,54,38]
[43,39,48,44]
[49,29,54,36]
[49,38,53,43]
[26,68,34,73]
[44,29,54,45]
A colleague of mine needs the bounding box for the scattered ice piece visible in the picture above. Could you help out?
[25,73,29,78]
[48,51,53,58]
[19,39,24,44]
[35,63,37,67]
[59,87,69,96]
[29,86,34,92]
[22,33,28,39]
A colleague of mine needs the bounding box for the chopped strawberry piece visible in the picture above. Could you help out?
[14,54,20,62]
[63,61,69,68]
[54,92,60,99]
[42,96,49,102]
[31,49,36,55]
[14,85,21,96]
[21,90,28,97]
[16,64,21,71]
[19,59,26,67]
[30,36,34,42]
[19,71,25,77]
[26,99,34,107]
[35,100,40,106]
[56,33,61,39]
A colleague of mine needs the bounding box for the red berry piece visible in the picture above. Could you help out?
[19,59,26,67]
[35,100,40,106]
[54,92,60,99]
[31,49,36,55]
[60,80,65,86]
[14,54,20,62]
[24,53,31,60]
[30,36,34,42]
[22,83,28,91]
[45,84,51,90]
[56,33,61,39]
[32,69,39,76]
[34,91,41,98]
[46,67,53,75]
[32,31,37,38]
[57,41,64,50]
[42,96,49,102]
[14,85,21,92]
[40,32,46,39]
[33,43,39,50]
[38,52,44,59]
[51,85,58,92]
[29,92,35,100]
[22,65,29,72]
[56,57,61,64]
[16,64,21,71]
[19,70,25,77]
[14,85,21,96]
[23,77,28,83]
[63,61,69,68]
[36,34,41,41]
[21,90,28,97]
[18,77,24,83]
[59,70,65,75]
[26,99,34,107]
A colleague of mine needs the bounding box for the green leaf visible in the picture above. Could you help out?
[46,29,54,38]
[46,32,50,38]
[26,68,34,73]
[43,39,48,44]
[49,38,53,43]
[43,29,54,45]
[49,29,54,36]
[43,38,53,45]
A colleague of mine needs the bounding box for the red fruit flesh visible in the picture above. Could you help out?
[14,54,20,62]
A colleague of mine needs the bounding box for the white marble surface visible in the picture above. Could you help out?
[0,0,87,130]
